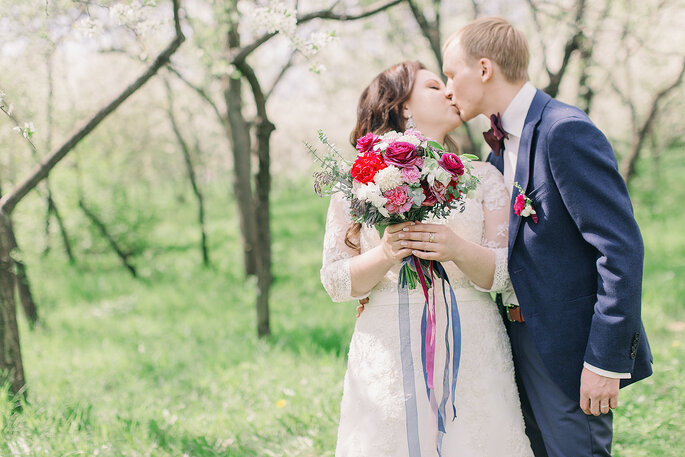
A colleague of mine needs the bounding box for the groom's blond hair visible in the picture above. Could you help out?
[444,17,529,83]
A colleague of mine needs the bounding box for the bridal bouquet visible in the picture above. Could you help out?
[308,128,479,289]
[309,128,476,417]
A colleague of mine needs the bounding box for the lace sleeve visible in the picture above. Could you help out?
[320,192,365,302]
[473,163,512,293]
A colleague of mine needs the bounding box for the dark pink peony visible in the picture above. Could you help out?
[384,185,413,214]
[356,132,381,154]
[383,141,421,168]
[438,153,465,177]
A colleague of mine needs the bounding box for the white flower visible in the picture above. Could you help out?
[521,206,532,217]
[355,182,387,210]
[398,135,421,146]
[309,62,326,74]
[374,165,404,192]
[422,157,452,186]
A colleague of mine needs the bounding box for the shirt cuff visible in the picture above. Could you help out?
[583,362,631,379]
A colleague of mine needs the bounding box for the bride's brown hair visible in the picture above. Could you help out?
[345,61,458,250]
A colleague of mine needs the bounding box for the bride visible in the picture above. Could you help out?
[320,61,534,457]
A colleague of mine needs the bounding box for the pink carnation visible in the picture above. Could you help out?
[384,185,413,214]
[402,166,421,184]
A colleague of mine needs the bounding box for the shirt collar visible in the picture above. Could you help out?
[501,82,537,138]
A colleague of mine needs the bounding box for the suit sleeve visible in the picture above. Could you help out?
[547,117,644,374]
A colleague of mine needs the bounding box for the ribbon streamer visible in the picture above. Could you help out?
[398,255,461,456]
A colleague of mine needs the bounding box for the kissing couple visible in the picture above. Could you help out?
[320,16,653,457]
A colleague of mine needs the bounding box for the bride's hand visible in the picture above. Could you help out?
[396,222,460,263]
[380,221,416,263]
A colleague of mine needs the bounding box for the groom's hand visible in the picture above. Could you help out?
[580,367,620,416]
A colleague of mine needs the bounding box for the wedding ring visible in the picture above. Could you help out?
[429,233,435,243]
[600,403,610,409]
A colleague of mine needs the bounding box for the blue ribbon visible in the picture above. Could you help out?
[398,258,422,457]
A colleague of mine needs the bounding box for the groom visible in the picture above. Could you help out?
[441,17,652,456]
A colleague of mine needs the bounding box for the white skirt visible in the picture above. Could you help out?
[335,287,534,457]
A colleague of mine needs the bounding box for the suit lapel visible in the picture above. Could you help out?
[508,90,551,260]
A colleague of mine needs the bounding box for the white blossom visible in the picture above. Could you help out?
[74,17,104,38]
[374,165,404,192]
[109,1,160,36]
[247,2,335,73]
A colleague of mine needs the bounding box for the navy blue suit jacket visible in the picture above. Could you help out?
[487,89,653,401]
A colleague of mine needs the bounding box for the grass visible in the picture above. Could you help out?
[1,149,684,456]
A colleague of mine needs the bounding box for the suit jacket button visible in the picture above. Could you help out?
[630,351,636,360]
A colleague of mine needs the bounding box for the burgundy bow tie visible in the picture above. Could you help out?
[483,112,509,156]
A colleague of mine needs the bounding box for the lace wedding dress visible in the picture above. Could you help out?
[321,163,534,457]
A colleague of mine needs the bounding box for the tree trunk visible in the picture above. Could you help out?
[234,55,274,337]
[7,221,38,328]
[254,116,274,337]
[0,212,26,400]
[223,18,258,277]
[165,79,210,266]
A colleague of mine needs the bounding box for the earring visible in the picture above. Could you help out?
[406,114,417,130]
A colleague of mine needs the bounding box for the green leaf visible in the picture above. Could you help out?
[427,140,444,151]
[460,154,479,161]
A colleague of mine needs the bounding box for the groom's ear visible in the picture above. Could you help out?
[479,58,494,83]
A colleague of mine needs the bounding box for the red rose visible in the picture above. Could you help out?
[514,194,526,216]
[384,141,421,168]
[351,152,387,184]
[438,153,465,177]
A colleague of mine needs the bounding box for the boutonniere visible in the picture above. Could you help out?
[513,182,538,223]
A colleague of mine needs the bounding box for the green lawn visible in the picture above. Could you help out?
[1,150,683,456]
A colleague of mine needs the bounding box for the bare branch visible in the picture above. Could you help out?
[166,64,227,129]
[622,57,685,183]
[525,0,552,77]
[266,51,297,100]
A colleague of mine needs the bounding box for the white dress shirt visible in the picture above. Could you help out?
[497,82,630,379]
